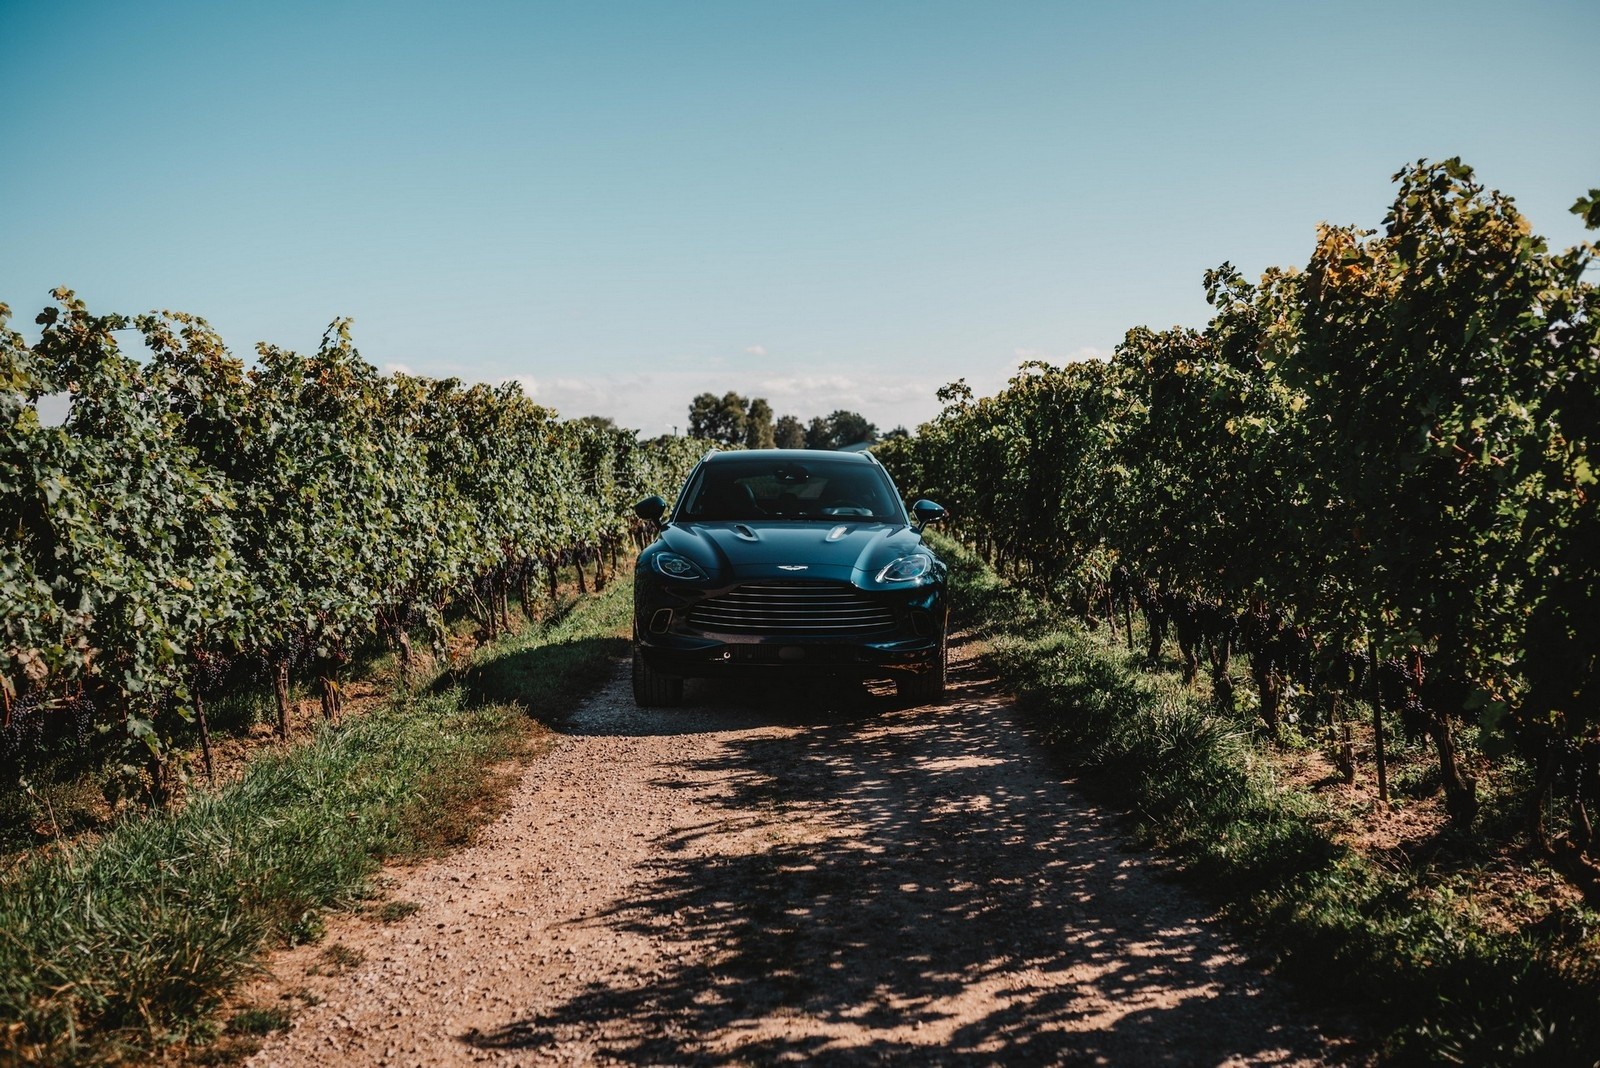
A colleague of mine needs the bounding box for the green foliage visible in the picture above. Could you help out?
[687,390,751,445]
[0,572,637,1065]
[744,397,776,449]
[1,293,702,787]
[944,536,1600,1067]
[797,408,879,450]
[684,392,877,452]
[820,409,878,448]
[878,161,1600,873]
[773,413,806,449]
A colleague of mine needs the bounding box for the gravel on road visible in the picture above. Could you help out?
[247,636,1363,1067]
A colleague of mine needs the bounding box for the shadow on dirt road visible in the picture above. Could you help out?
[460,640,1356,1066]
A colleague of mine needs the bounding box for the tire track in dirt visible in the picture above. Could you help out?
[247,637,1365,1066]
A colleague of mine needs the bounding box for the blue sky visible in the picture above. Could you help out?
[3,0,1597,434]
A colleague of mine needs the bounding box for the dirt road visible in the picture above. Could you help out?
[248,638,1362,1066]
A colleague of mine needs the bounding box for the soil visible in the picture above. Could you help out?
[244,636,1369,1066]
[1274,729,1584,936]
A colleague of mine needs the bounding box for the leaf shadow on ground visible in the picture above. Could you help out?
[462,639,1354,1066]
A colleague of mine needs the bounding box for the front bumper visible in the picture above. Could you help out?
[635,630,943,679]
[634,575,948,680]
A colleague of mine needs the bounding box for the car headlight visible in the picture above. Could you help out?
[876,554,932,583]
[653,551,710,580]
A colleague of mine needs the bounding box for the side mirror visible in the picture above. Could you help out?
[911,499,947,533]
[634,495,668,524]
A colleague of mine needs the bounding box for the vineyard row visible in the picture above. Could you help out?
[876,160,1600,896]
[1,291,704,796]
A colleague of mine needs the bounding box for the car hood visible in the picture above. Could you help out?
[658,520,930,585]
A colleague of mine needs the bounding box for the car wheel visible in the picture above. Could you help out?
[897,632,948,704]
[632,645,684,707]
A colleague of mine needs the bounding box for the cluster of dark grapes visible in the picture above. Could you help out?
[238,634,318,684]
[192,648,233,689]
[0,695,47,775]
[1398,700,1429,743]
[60,692,96,747]
[0,692,95,780]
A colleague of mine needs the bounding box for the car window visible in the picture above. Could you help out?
[680,459,901,521]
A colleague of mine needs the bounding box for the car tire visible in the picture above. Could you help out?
[897,633,948,704]
[632,645,684,707]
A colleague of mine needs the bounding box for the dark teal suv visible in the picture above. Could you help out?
[630,449,949,707]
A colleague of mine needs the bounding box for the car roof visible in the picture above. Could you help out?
[701,448,879,465]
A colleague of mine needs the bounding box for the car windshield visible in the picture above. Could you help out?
[679,458,903,522]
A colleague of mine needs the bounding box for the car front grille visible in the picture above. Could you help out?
[686,582,896,635]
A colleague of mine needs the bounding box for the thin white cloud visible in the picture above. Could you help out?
[751,374,858,397]
[744,344,767,357]
[479,343,1106,436]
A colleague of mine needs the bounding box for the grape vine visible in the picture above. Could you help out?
[1,292,703,799]
[877,160,1600,895]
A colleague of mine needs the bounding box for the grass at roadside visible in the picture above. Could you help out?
[0,576,634,1066]
[938,534,1600,1067]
